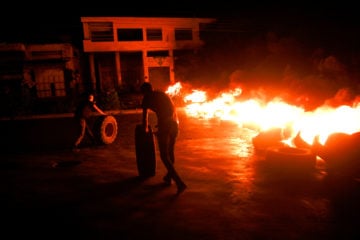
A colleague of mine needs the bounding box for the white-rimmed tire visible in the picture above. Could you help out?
[94,115,118,145]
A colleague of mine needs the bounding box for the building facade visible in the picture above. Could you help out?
[0,43,81,116]
[0,17,216,116]
[81,16,216,93]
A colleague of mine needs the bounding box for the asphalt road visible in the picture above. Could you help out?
[1,110,359,239]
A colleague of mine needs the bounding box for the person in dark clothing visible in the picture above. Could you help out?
[73,93,106,150]
[140,82,187,194]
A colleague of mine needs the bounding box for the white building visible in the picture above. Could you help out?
[81,16,216,92]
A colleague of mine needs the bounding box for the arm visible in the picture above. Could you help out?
[142,107,149,132]
[93,104,106,115]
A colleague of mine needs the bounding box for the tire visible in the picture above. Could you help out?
[135,124,156,178]
[94,115,118,145]
[265,146,316,176]
[252,128,286,151]
[319,132,360,177]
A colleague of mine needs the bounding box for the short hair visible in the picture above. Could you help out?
[140,82,153,92]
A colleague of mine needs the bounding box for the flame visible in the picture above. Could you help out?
[292,105,360,144]
[166,82,360,145]
[165,82,182,96]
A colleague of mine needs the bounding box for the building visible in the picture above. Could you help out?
[81,16,216,93]
[0,43,81,116]
[0,16,216,116]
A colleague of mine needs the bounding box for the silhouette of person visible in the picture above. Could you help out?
[73,93,106,151]
[140,82,187,194]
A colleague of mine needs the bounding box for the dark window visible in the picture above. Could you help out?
[146,28,162,41]
[89,22,114,42]
[31,51,63,59]
[117,29,143,41]
[175,28,193,40]
[147,51,169,57]
[50,82,56,97]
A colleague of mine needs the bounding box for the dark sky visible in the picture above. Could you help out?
[2,2,359,34]
[1,2,359,53]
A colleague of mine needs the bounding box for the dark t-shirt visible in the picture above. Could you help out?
[141,90,177,126]
[74,100,96,119]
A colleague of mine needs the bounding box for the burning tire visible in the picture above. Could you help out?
[252,128,287,151]
[94,115,118,145]
[265,146,316,175]
[314,132,360,177]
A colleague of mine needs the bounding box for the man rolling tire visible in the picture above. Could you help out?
[73,93,106,151]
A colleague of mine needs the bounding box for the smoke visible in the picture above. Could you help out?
[216,30,360,111]
[176,12,360,111]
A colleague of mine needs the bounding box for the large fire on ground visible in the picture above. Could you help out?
[166,82,360,146]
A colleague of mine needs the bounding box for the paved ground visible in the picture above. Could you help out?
[1,110,360,239]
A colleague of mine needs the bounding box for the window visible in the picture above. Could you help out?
[146,28,162,41]
[117,28,143,41]
[36,68,66,98]
[31,51,63,59]
[89,22,114,42]
[175,28,193,40]
[147,51,169,57]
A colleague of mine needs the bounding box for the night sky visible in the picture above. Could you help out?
[1,2,359,44]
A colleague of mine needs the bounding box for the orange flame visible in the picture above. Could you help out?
[166,82,360,145]
[165,82,182,97]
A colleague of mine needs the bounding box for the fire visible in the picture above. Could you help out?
[184,90,207,103]
[292,105,360,144]
[184,88,242,120]
[165,82,182,96]
[166,82,360,145]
